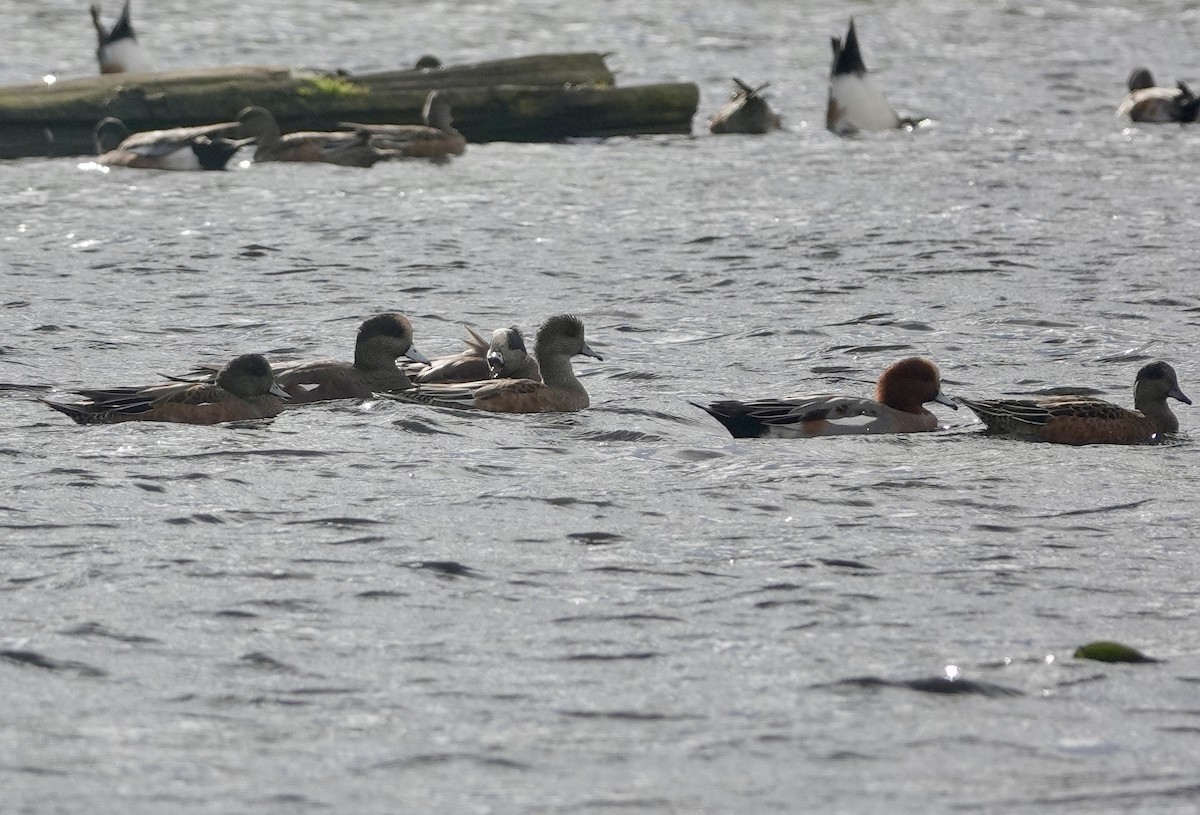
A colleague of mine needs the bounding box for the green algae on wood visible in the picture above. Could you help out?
[0,53,686,159]
[1073,641,1159,663]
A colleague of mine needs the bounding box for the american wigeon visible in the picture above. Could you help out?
[694,357,956,438]
[407,325,540,384]
[708,78,782,135]
[90,1,151,75]
[827,18,923,136]
[958,361,1191,445]
[236,107,393,167]
[41,353,287,425]
[93,117,246,171]
[1116,68,1200,123]
[266,313,430,403]
[339,91,466,160]
[379,314,600,413]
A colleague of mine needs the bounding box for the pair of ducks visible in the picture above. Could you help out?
[93,92,465,171]
[695,358,1191,446]
[707,19,924,137]
[40,314,602,425]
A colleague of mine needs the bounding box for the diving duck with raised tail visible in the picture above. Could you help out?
[90,1,151,74]
[708,78,782,135]
[827,18,924,136]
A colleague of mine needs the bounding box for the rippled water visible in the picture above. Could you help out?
[5,1,1200,813]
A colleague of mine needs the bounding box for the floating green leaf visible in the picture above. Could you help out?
[1073,641,1158,664]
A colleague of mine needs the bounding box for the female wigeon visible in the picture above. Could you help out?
[1116,68,1200,123]
[90,1,151,74]
[827,18,922,136]
[41,354,287,425]
[380,314,600,413]
[237,107,394,167]
[408,325,539,384]
[708,78,782,135]
[93,117,246,171]
[694,357,956,438]
[339,91,467,160]
[270,313,429,403]
[958,361,1191,445]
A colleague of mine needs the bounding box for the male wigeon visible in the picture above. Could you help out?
[379,314,600,413]
[41,353,287,425]
[694,357,956,438]
[827,19,923,136]
[407,325,540,384]
[339,91,467,160]
[707,78,783,135]
[90,1,151,74]
[92,117,246,171]
[958,361,1191,445]
[237,107,394,167]
[1116,68,1200,123]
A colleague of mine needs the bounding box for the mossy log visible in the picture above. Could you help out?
[0,53,697,158]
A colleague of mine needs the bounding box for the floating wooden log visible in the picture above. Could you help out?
[0,53,698,159]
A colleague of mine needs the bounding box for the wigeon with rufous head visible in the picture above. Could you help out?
[694,357,956,438]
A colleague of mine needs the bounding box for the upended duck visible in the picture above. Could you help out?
[708,78,782,135]
[827,18,925,136]
[90,1,151,74]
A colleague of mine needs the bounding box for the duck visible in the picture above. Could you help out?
[1116,67,1200,123]
[90,1,151,74]
[708,78,782,135]
[827,18,923,136]
[378,314,600,413]
[958,361,1191,445]
[236,106,395,167]
[267,313,431,403]
[693,357,956,439]
[339,91,467,160]
[41,353,288,425]
[406,325,540,385]
[92,116,246,171]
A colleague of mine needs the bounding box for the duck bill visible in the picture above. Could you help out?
[405,346,431,365]
[580,343,604,362]
[933,392,958,410]
[1169,385,1193,405]
[486,350,505,377]
[270,382,291,401]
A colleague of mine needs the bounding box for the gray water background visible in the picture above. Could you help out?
[4,1,1200,812]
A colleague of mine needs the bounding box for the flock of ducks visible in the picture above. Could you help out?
[38,316,1190,446]
[64,6,1195,445]
[87,2,1197,164]
[40,314,603,424]
[707,18,1200,134]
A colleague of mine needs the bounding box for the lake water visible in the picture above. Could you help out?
[4,1,1200,813]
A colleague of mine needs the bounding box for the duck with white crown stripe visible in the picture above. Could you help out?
[90,1,152,74]
[826,18,924,136]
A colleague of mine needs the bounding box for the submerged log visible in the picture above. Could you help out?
[0,53,697,158]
